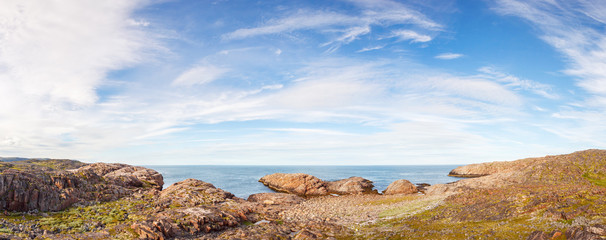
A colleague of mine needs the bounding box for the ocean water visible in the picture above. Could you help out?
[145,165,462,199]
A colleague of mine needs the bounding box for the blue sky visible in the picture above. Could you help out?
[1,0,606,165]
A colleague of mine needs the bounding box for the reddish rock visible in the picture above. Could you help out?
[326,177,377,195]
[159,179,235,207]
[0,161,164,212]
[566,226,603,240]
[75,163,164,190]
[247,192,304,205]
[383,179,418,195]
[0,170,83,212]
[259,173,328,197]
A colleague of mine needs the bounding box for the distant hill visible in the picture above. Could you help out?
[0,157,31,162]
[0,157,86,171]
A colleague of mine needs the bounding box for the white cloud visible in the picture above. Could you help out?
[478,66,558,99]
[420,75,522,106]
[391,30,432,43]
[0,0,155,158]
[223,10,357,39]
[435,53,463,60]
[357,45,385,52]
[172,65,229,86]
[223,0,441,50]
[127,19,150,27]
[492,0,606,96]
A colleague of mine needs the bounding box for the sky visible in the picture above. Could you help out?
[1,0,606,165]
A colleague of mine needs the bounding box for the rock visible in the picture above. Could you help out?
[527,230,550,240]
[247,192,304,205]
[259,173,327,197]
[587,224,606,236]
[131,179,256,240]
[75,163,164,190]
[383,179,417,195]
[0,170,80,212]
[159,179,235,207]
[293,229,321,239]
[566,226,602,240]
[0,161,164,212]
[326,177,377,195]
[416,183,431,193]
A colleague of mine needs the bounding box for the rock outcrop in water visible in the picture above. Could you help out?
[258,173,380,196]
[258,173,328,197]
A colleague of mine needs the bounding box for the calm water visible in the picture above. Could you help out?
[145,165,462,198]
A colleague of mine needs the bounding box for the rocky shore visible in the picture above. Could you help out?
[0,149,605,239]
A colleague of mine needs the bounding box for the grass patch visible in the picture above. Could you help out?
[37,197,153,234]
[583,172,606,187]
[378,196,444,218]
[355,206,562,240]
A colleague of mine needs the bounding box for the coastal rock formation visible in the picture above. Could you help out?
[247,192,304,205]
[0,169,80,212]
[0,160,163,212]
[259,173,328,197]
[75,163,164,190]
[259,174,381,196]
[326,176,377,195]
[2,150,606,240]
[383,179,418,195]
[159,178,235,206]
[448,158,541,178]
[131,179,257,240]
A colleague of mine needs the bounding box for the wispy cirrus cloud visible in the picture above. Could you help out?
[223,10,357,40]
[223,0,441,51]
[390,29,432,43]
[478,66,558,99]
[492,0,606,96]
[435,53,463,60]
[490,0,606,151]
[172,65,229,87]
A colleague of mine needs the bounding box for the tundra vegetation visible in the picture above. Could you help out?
[0,149,604,239]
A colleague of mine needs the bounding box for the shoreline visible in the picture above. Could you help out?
[0,149,605,239]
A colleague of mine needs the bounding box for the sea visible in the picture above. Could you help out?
[145,165,462,199]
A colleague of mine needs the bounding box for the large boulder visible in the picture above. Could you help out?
[159,179,235,207]
[326,177,377,195]
[259,173,327,197]
[383,179,418,195]
[131,179,256,240]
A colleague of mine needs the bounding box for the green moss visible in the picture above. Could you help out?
[37,197,153,234]
[378,196,443,218]
[583,172,606,187]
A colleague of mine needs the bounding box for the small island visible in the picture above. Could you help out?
[0,149,605,239]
